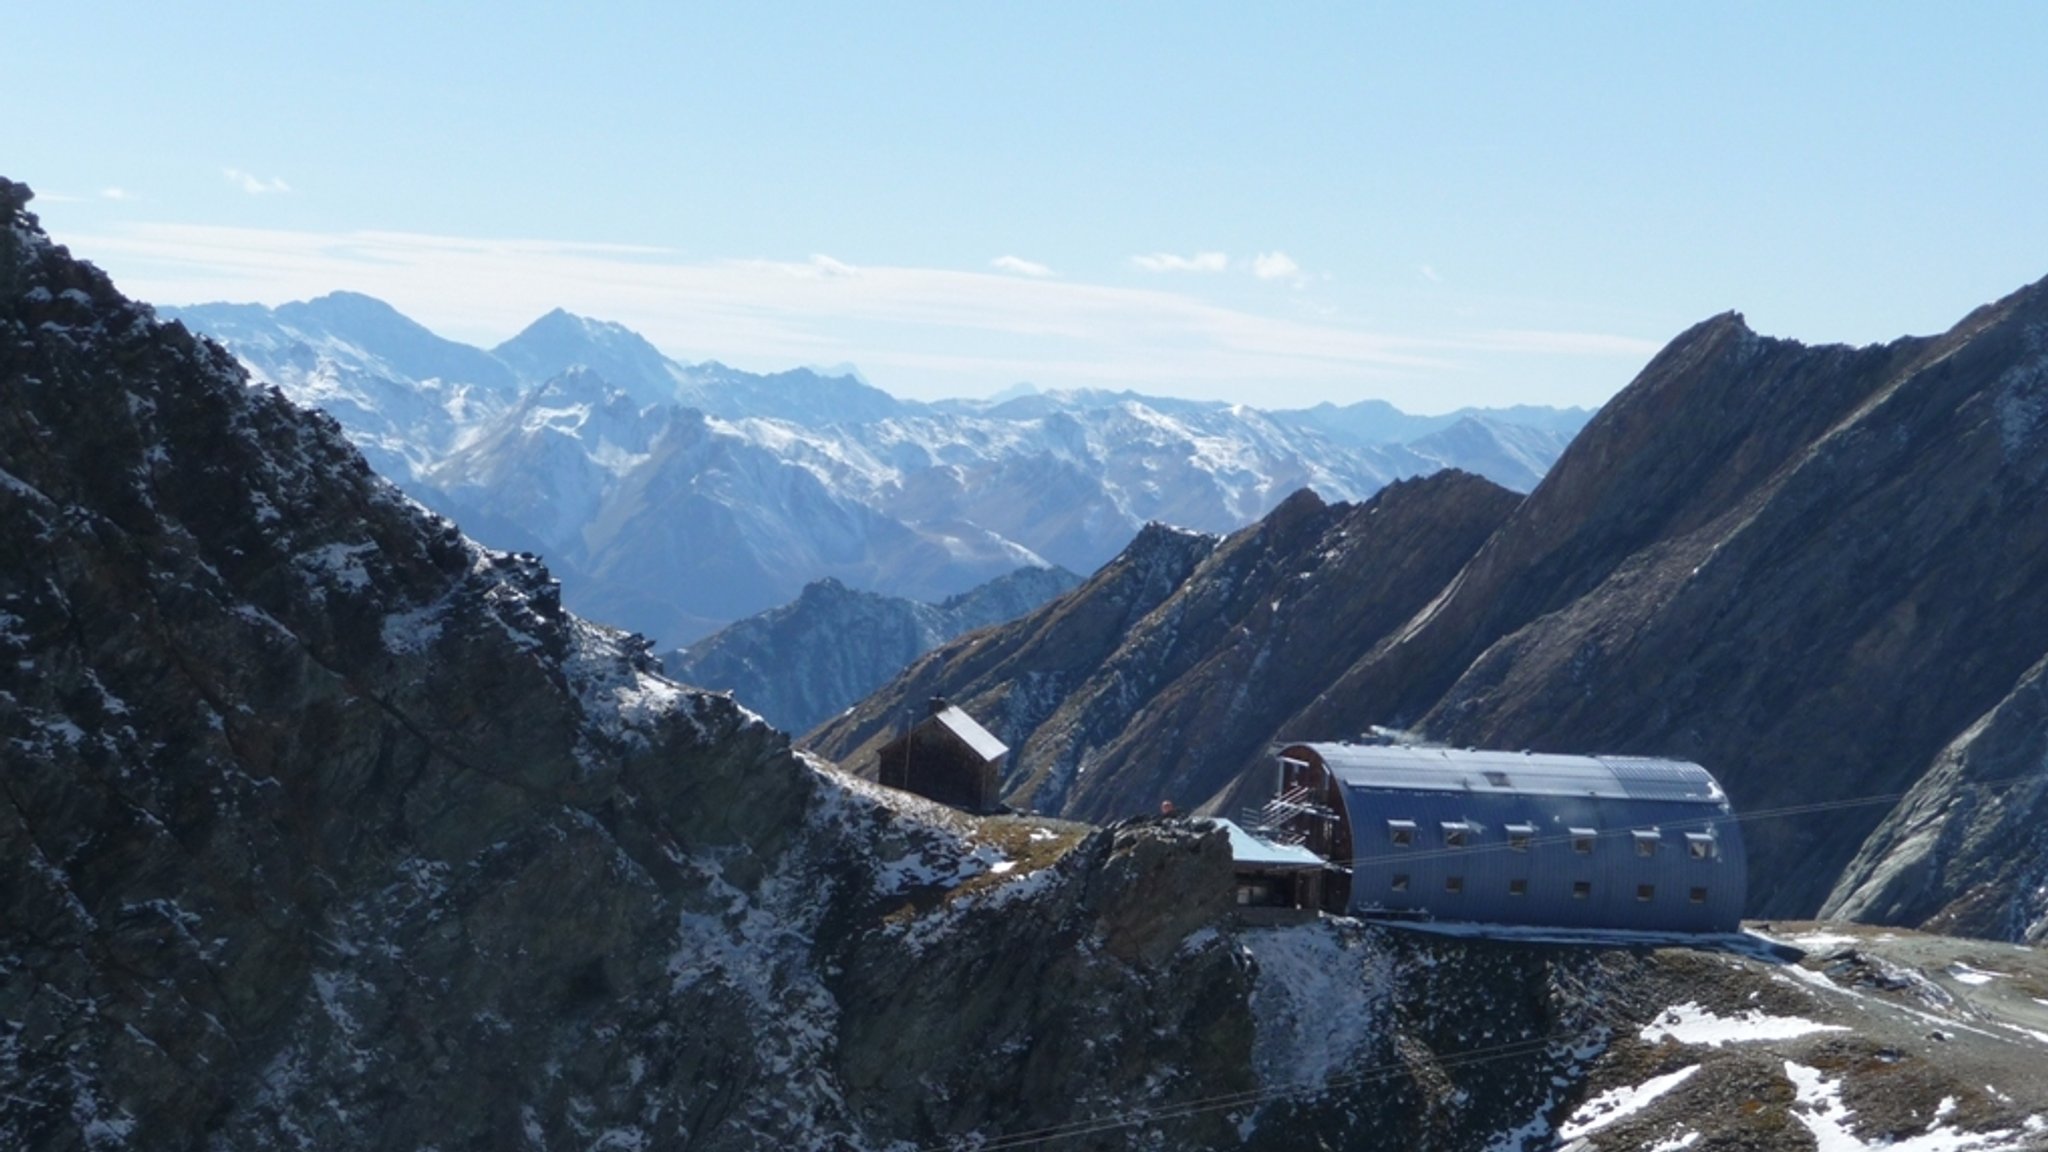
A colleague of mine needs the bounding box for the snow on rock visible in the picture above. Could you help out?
[1555,1064,1699,1142]
[1639,1001,1848,1047]
[1783,1060,2036,1152]
[1948,963,2010,987]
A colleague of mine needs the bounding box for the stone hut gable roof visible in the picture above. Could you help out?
[932,704,1007,763]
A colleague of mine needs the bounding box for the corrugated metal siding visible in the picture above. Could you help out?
[1283,744,1746,932]
[1305,743,1726,804]
[933,706,1008,763]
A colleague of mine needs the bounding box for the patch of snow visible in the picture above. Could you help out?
[1639,1002,1846,1047]
[1557,1064,1698,1141]
[1947,962,2008,986]
[293,541,377,592]
[1787,931,1864,950]
[381,602,447,655]
[1784,1060,2030,1151]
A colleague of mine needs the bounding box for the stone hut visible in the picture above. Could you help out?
[876,698,1008,813]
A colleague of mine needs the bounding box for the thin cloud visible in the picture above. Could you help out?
[805,253,859,278]
[1252,251,1301,281]
[100,187,135,202]
[1464,329,1662,357]
[991,255,1054,278]
[1419,264,1443,283]
[223,168,291,196]
[1132,251,1228,274]
[60,221,1649,408]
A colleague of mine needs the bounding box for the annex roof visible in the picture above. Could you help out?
[932,705,1008,763]
[1210,818,1327,870]
[1290,743,1726,806]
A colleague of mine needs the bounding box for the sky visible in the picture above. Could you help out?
[9,3,2048,413]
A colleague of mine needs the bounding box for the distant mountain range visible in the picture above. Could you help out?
[813,274,2048,938]
[164,293,1590,645]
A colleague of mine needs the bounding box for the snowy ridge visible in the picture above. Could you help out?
[169,294,1587,645]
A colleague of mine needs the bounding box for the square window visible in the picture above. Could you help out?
[1572,880,1592,900]
[1445,875,1464,894]
[1689,887,1708,904]
[1571,828,1597,854]
[1636,884,1655,902]
[1442,821,1470,848]
[1506,823,1535,852]
[1686,833,1717,860]
[1508,878,1529,897]
[1390,874,1410,892]
[1388,820,1416,848]
[1633,830,1661,857]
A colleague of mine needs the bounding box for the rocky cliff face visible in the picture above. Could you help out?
[806,472,1520,822]
[1822,651,2048,942]
[662,564,1080,735]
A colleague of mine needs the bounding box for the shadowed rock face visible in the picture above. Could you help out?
[806,472,1521,823]
[1823,651,2048,942]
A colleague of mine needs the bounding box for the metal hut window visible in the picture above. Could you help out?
[1445,875,1464,894]
[1571,880,1592,900]
[1636,883,1655,902]
[1506,823,1535,852]
[1570,828,1597,854]
[1388,820,1417,848]
[1689,886,1708,904]
[1633,830,1661,857]
[1508,877,1529,897]
[1686,832,1718,860]
[1441,821,1472,848]
[1390,874,1410,892]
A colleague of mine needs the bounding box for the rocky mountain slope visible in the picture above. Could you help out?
[165,296,1587,645]
[1270,287,2048,927]
[9,178,2048,1150]
[663,564,1080,734]
[817,277,2048,942]
[805,471,1521,821]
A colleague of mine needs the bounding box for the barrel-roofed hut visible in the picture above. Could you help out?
[1275,743,1746,932]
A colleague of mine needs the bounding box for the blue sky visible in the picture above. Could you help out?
[10,3,2048,412]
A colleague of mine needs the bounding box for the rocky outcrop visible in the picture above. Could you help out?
[807,472,1520,821]
[1822,652,2048,942]
[664,565,1080,734]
